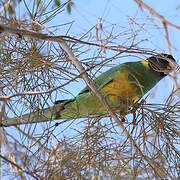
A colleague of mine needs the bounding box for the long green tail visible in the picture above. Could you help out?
[1,100,69,127]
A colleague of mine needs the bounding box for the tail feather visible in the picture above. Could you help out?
[54,99,73,119]
[1,100,72,127]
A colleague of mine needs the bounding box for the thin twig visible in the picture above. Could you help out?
[134,0,180,100]
[0,23,154,54]
[2,130,25,179]
[0,153,40,179]
[59,40,161,178]
[135,0,180,30]
[0,0,11,15]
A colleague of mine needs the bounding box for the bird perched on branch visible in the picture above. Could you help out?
[2,53,177,126]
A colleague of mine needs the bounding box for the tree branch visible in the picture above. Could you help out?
[0,23,154,54]
[0,22,167,177]
[135,0,180,30]
[59,40,161,178]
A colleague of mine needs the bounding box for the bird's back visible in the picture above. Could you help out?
[59,60,163,119]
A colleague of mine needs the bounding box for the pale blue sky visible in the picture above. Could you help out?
[54,0,180,101]
[2,1,180,179]
[1,0,180,179]
[3,0,179,132]
[4,0,178,128]
[43,0,180,140]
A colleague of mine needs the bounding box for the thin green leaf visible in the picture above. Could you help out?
[8,5,15,14]
[67,1,74,14]
[54,0,61,7]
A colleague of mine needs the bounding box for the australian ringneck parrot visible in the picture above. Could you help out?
[2,54,176,126]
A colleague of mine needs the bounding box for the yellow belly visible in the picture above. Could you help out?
[101,72,139,102]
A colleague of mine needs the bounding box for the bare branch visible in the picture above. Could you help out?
[0,153,40,179]
[59,40,161,177]
[135,0,180,30]
[0,24,154,55]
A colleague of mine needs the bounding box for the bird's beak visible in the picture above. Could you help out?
[167,56,177,68]
[168,63,175,70]
[168,60,179,73]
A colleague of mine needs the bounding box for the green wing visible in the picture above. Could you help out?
[79,64,121,94]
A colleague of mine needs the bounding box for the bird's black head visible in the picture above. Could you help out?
[148,53,176,76]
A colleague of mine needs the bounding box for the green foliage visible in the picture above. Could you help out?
[7,4,15,14]
[54,0,61,7]
[2,0,74,16]
[67,1,74,14]
[54,0,74,14]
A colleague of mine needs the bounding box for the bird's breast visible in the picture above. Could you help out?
[101,72,140,102]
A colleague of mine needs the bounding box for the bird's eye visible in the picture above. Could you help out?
[149,59,161,72]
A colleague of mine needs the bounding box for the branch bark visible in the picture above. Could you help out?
[59,41,161,178]
[135,0,180,30]
[0,23,153,54]
[0,23,165,177]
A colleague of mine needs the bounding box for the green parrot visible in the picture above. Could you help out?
[2,53,176,126]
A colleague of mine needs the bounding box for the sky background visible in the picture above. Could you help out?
[29,0,180,142]
[2,0,179,137]
[55,0,180,101]
[2,1,180,178]
[42,0,180,148]
[4,0,179,136]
